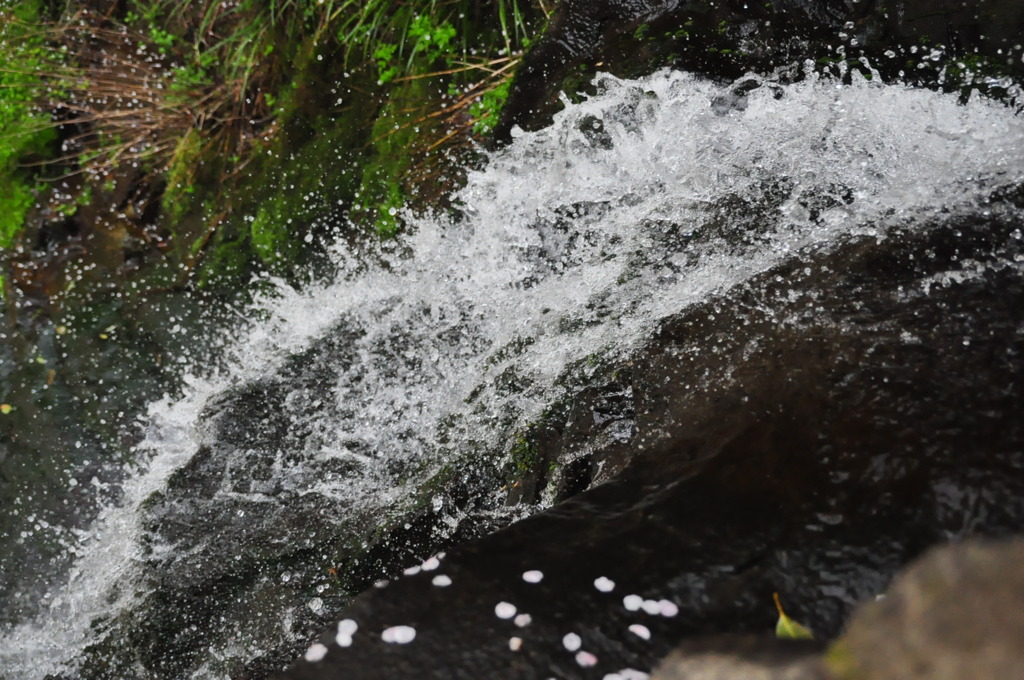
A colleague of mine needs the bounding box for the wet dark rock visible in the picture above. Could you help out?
[493,0,1024,144]
[66,315,517,678]
[278,184,1024,679]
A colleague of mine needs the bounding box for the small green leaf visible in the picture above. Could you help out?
[774,592,815,640]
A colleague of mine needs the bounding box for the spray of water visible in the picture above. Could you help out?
[2,67,1022,678]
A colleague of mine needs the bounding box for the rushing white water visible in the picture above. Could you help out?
[2,67,1023,678]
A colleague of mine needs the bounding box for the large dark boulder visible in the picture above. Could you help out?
[278,183,1024,678]
[493,0,1024,143]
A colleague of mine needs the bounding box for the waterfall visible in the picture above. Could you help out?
[2,67,1022,679]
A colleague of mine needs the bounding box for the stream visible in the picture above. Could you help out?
[2,65,1024,678]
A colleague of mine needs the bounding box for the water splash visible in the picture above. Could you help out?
[2,68,1022,678]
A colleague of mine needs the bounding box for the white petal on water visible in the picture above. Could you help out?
[628,624,651,640]
[605,671,650,680]
[304,642,329,662]
[381,625,417,644]
[641,599,661,615]
[403,565,422,576]
[522,569,544,583]
[562,632,582,651]
[495,601,517,619]
[658,599,679,617]
[594,576,615,592]
[576,650,598,667]
[623,594,643,611]
[336,618,358,647]
[432,574,452,587]
[374,580,390,589]
[514,613,532,628]
[421,556,441,571]
[509,636,523,651]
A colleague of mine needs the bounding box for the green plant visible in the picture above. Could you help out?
[0,0,546,307]
[0,1,58,249]
[468,77,511,135]
[774,593,815,640]
[510,434,539,472]
[162,128,204,221]
[373,42,400,83]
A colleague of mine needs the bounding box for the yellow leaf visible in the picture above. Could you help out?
[774,592,815,640]
[0,404,12,415]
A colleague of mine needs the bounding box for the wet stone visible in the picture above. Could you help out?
[651,636,828,680]
[830,538,1024,680]
[278,188,1024,679]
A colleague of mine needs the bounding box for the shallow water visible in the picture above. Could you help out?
[1,68,1023,678]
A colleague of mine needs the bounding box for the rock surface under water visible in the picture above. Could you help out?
[280,185,1024,678]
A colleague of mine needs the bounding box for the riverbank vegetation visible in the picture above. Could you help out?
[5,0,1020,320]
[0,0,547,311]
